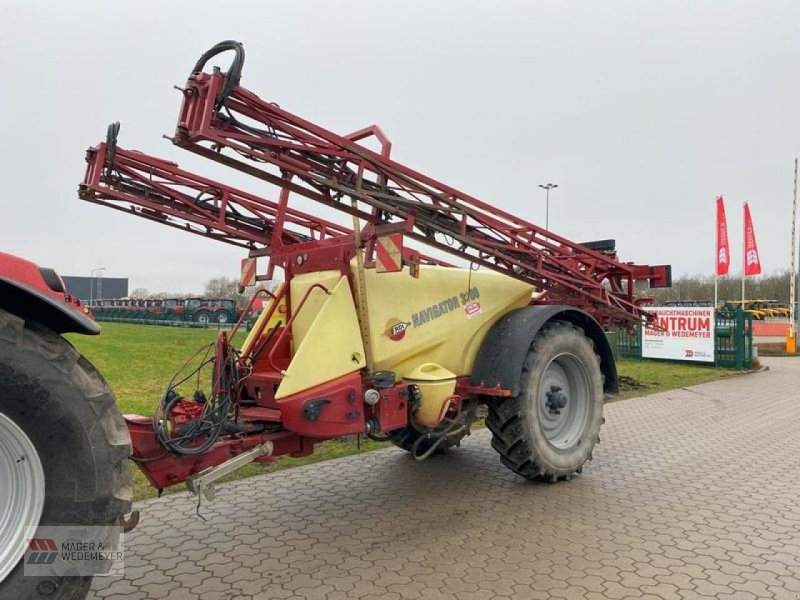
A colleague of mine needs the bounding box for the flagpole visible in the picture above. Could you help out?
[790,159,798,347]
[714,197,719,310]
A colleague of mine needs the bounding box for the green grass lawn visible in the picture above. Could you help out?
[67,323,735,501]
[613,358,735,400]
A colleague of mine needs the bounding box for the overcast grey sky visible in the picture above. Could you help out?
[1,0,798,293]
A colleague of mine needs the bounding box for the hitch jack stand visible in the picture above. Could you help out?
[186,442,274,503]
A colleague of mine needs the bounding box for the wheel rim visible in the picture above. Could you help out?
[218,313,228,324]
[0,412,45,583]
[537,353,590,450]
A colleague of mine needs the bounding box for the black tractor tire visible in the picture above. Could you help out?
[195,310,210,326]
[0,309,132,600]
[486,321,604,481]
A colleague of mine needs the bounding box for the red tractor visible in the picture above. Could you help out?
[181,297,242,326]
[0,42,670,598]
[0,252,131,598]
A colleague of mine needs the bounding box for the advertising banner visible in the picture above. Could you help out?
[716,196,730,276]
[642,307,715,363]
[743,202,762,276]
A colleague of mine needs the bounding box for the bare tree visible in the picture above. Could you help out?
[204,276,282,307]
[151,291,185,299]
[648,270,796,304]
[204,277,240,299]
[261,280,282,293]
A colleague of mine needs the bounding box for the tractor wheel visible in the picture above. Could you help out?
[217,311,229,325]
[0,309,132,599]
[195,311,210,326]
[486,321,604,481]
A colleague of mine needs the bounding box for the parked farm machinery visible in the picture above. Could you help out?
[90,297,244,326]
[721,299,791,320]
[0,41,671,598]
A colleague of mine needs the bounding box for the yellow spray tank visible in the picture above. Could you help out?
[403,363,457,428]
[279,261,535,415]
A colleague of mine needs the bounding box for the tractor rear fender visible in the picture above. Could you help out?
[0,252,100,335]
[469,305,618,396]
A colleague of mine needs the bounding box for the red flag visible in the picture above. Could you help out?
[743,202,762,276]
[716,196,730,276]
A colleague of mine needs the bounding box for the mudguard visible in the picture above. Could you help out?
[0,252,100,335]
[469,305,618,396]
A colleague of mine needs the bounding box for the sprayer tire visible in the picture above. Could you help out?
[486,321,604,481]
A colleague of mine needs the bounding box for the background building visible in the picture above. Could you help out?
[62,276,129,303]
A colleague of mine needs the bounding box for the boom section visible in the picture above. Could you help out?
[79,134,351,254]
[79,135,445,275]
[173,70,666,325]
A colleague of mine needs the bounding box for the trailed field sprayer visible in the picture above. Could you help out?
[0,42,670,598]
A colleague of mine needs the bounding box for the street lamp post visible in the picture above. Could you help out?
[89,267,106,306]
[538,183,558,230]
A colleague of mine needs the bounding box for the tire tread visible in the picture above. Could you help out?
[0,310,132,599]
[485,321,603,481]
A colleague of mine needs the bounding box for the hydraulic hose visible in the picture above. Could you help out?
[192,40,245,111]
[105,121,121,177]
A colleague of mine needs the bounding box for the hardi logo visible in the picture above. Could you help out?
[27,539,58,565]
[386,319,411,341]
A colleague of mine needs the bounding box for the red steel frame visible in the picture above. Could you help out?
[80,140,351,253]
[80,138,445,276]
[77,44,672,490]
[78,139,448,489]
[171,69,669,326]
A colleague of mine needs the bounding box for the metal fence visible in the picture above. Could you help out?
[713,310,754,369]
[611,309,754,369]
[615,326,642,360]
[94,317,250,331]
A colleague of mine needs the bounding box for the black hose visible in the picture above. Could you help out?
[410,422,467,461]
[105,121,121,178]
[191,40,245,111]
[153,343,238,456]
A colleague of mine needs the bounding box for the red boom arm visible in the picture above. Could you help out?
[80,131,446,274]
[168,44,668,325]
[80,127,351,254]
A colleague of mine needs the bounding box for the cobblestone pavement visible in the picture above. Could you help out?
[89,358,800,600]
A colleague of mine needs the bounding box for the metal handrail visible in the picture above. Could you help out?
[230,287,279,339]
[266,283,332,375]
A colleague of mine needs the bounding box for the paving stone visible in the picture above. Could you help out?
[87,358,799,600]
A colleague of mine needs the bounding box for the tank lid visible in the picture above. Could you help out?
[404,363,457,382]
